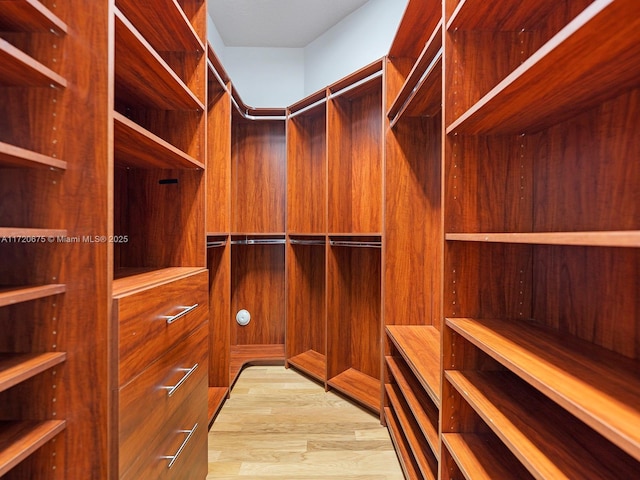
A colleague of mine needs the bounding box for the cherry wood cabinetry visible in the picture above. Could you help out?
[0,1,110,477]
[205,48,231,423]
[440,0,640,478]
[111,0,208,478]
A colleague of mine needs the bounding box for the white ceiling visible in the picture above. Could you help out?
[207,0,371,48]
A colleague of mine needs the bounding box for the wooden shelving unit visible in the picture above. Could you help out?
[111,1,208,478]
[441,0,640,477]
[0,0,111,477]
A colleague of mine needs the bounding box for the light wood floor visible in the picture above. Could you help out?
[207,366,404,479]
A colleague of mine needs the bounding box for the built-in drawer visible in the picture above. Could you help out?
[114,269,208,386]
[119,324,208,479]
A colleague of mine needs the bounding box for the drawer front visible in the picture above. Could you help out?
[119,324,208,479]
[115,270,208,386]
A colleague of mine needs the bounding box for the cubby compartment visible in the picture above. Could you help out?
[326,236,381,412]
[327,66,383,235]
[113,168,205,281]
[230,235,286,384]
[232,112,286,234]
[206,235,230,424]
[286,94,327,235]
[285,235,326,382]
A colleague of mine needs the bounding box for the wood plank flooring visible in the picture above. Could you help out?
[207,366,404,479]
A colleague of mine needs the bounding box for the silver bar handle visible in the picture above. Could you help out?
[162,423,198,469]
[163,304,198,324]
[163,363,198,397]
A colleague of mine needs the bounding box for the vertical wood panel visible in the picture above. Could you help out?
[232,117,286,233]
[384,115,442,329]
[206,86,231,234]
[287,109,326,234]
[286,242,326,358]
[208,241,231,387]
[231,244,285,346]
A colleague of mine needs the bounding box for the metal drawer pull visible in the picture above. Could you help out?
[163,303,198,324]
[163,422,198,469]
[163,363,198,397]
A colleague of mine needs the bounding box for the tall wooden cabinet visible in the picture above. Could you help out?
[0,1,110,478]
[110,0,208,478]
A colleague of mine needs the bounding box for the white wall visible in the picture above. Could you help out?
[207,0,407,107]
[304,0,407,95]
[222,48,305,108]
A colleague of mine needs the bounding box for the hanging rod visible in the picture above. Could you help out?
[231,238,286,245]
[206,240,227,248]
[329,240,381,248]
[289,239,326,246]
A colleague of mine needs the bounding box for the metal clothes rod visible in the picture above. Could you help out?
[206,240,227,248]
[231,238,286,245]
[329,240,381,248]
[289,239,326,245]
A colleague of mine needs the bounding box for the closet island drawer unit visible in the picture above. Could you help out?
[112,268,209,479]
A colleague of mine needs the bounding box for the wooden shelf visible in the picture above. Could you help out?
[229,344,285,386]
[0,0,67,33]
[0,142,67,170]
[207,387,227,427]
[384,407,432,480]
[446,317,640,460]
[114,8,203,111]
[112,266,206,297]
[386,325,440,407]
[446,370,639,478]
[386,383,437,479]
[0,38,66,88]
[287,350,325,382]
[328,368,379,413]
[442,433,533,480]
[113,111,203,169]
[446,0,558,31]
[115,0,203,53]
[446,231,640,248]
[446,0,640,134]
[389,0,441,59]
[388,21,442,125]
[0,228,67,239]
[0,284,65,308]
[386,356,439,457]
[0,420,66,477]
[0,352,66,393]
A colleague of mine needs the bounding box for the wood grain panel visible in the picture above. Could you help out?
[326,245,381,380]
[444,134,534,234]
[114,168,205,269]
[286,107,326,234]
[286,242,326,359]
[328,78,382,234]
[444,242,533,320]
[232,117,286,233]
[385,115,442,329]
[231,244,285,345]
[206,83,231,234]
[207,240,230,388]
[534,90,640,232]
[532,245,639,359]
